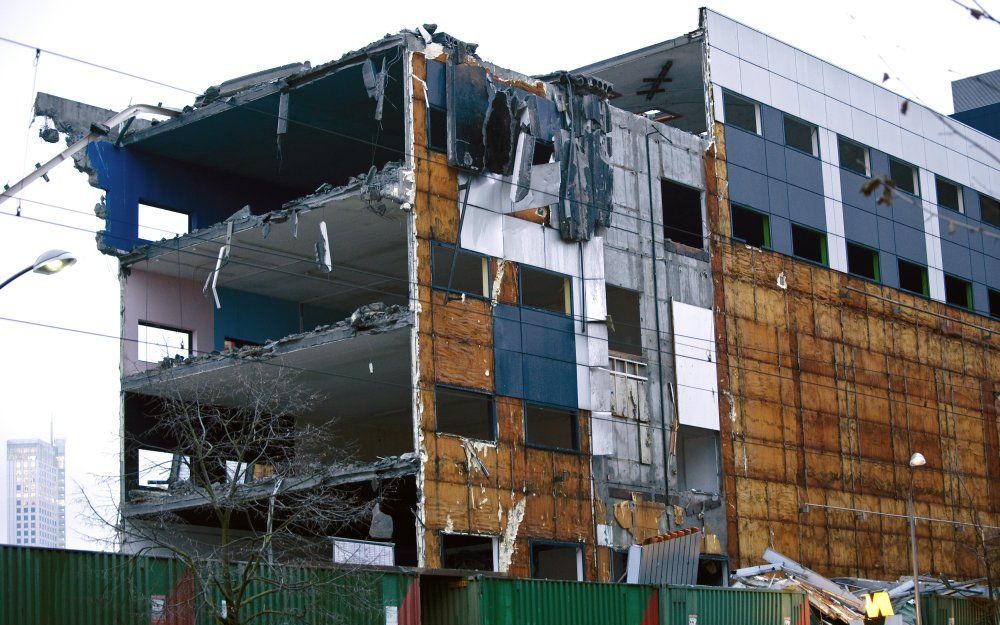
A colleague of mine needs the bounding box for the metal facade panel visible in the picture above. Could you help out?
[670,301,720,431]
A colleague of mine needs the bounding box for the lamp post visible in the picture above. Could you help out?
[0,249,76,291]
[908,451,927,625]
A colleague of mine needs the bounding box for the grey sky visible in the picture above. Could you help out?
[0,0,997,550]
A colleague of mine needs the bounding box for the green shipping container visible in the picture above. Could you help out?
[921,595,1000,625]
[659,585,809,625]
[421,576,658,625]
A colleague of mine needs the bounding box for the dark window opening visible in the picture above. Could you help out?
[436,386,495,441]
[888,157,919,196]
[783,115,818,156]
[944,274,973,309]
[532,140,555,165]
[428,106,448,153]
[989,289,1000,319]
[223,337,262,351]
[610,548,629,583]
[525,403,578,451]
[432,244,488,298]
[846,242,880,281]
[530,542,582,580]
[520,266,570,315]
[838,136,869,176]
[606,285,642,356]
[441,534,494,571]
[936,177,963,212]
[791,224,828,265]
[898,259,929,296]
[731,205,770,248]
[661,179,703,249]
[677,425,720,493]
[723,92,758,134]
[697,555,728,587]
[982,195,1000,228]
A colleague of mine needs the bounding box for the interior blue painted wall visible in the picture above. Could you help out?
[213,287,344,351]
[493,303,577,409]
[87,142,297,253]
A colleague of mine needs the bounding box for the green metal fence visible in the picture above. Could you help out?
[658,585,809,625]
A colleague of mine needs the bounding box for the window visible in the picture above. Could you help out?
[661,179,703,249]
[791,224,828,266]
[783,115,818,156]
[525,403,578,451]
[428,106,447,153]
[531,542,583,580]
[677,426,720,493]
[838,136,869,176]
[520,266,571,315]
[138,449,174,488]
[731,205,770,248]
[532,140,555,165]
[610,549,629,583]
[441,534,496,571]
[605,285,642,355]
[989,289,1000,319]
[431,244,489,298]
[138,203,189,241]
[888,157,919,196]
[944,274,973,309]
[436,386,495,441]
[722,92,759,134]
[898,259,929,296]
[980,194,1000,228]
[936,177,963,213]
[846,242,880,281]
[137,322,191,363]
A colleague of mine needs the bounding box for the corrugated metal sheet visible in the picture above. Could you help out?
[0,545,419,625]
[630,530,702,585]
[421,576,658,625]
[921,595,1000,625]
[660,585,809,625]
[952,69,1000,113]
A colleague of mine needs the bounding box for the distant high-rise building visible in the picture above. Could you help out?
[6,439,65,547]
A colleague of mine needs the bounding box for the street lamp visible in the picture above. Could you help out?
[908,451,927,625]
[0,249,77,291]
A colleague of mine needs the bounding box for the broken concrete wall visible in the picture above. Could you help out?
[707,121,1000,580]
[595,108,724,565]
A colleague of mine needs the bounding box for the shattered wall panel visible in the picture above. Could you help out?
[709,122,1000,580]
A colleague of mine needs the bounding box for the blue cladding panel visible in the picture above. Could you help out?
[841,170,877,212]
[951,103,1000,141]
[877,218,896,254]
[881,251,900,288]
[522,355,577,408]
[987,256,1000,289]
[941,241,972,279]
[88,142,294,252]
[891,197,925,230]
[973,282,990,314]
[986,231,1000,259]
[843,205,879,248]
[769,215,793,256]
[726,128,767,175]
[963,187,982,221]
[427,60,446,108]
[492,304,577,409]
[971,253,986,284]
[787,186,826,230]
[784,149,823,195]
[764,141,786,179]
[728,164,770,211]
[939,213,970,247]
[894,223,927,264]
[760,106,784,142]
[767,179,789,217]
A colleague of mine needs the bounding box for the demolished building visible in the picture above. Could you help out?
[17,8,998,584]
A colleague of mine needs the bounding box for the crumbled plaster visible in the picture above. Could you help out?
[498,496,526,573]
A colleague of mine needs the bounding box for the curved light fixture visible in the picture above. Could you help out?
[909,452,926,468]
[32,249,77,275]
[0,249,77,291]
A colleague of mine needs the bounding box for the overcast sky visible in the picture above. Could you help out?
[0,0,997,550]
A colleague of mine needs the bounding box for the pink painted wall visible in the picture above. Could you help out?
[122,270,215,376]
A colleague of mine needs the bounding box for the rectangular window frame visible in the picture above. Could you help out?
[981,194,1000,229]
[435,385,497,442]
[837,136,870,177]
[440,532,498,572]
[783,114,819,157]
[660,178,705,250]
[731,205,771,249]
[943,274,973,310]
[524,401,580,453]
[137,321,192,363]
[722,91,760,135]
[897,259,930,297]
[935,176,964,213]
[845,241,881,282]
[888,157,920,197]
[431,242,491,300]
[790,223,829,267]
[427,104,448,154]
[529,540,585,581]
[988,288,1000,320]
[518,265,572,317]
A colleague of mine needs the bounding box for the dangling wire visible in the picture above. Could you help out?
[17,48,42,218]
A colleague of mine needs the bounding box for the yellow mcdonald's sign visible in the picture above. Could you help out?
[863,591,895,618]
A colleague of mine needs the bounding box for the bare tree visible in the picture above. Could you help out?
[89,360,388,625]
